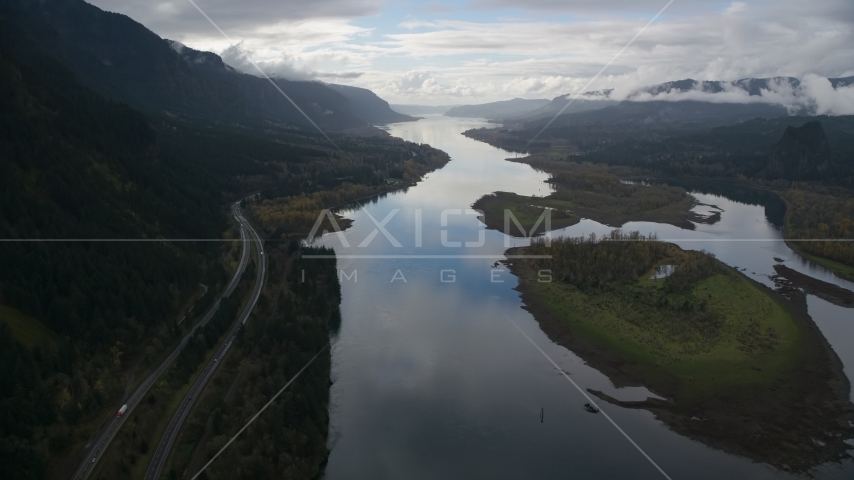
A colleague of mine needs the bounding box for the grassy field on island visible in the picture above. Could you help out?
[533,268,798,402]
[509,232,854,471]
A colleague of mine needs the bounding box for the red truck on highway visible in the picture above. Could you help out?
[116,404,128,419]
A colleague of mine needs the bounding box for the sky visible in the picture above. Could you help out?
[87,0,854,106]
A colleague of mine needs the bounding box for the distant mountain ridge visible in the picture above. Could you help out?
[499,76,853,124]
[509,93,619,122]
[326,84,417,124]
[633,77,802,98]
[632,76,854,98]
[539,100,789,129]
[444,98,550,119]
[829,76,854,89]
[390,104,457,115]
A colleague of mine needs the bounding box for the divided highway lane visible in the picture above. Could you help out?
[145,205,266,480]
[70,204,252,480]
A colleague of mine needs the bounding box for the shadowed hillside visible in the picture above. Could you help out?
[2,0,364,128]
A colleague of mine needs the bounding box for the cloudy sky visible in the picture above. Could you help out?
[87,0,854,105]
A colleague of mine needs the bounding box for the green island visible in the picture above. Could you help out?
[473,164,714,235]
[506,232,854,472]
[468,121,854,472]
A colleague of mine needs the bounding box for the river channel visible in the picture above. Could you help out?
[316,115,854,479]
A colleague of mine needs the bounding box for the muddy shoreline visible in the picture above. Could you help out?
[505,246,854,473]
[772,264,854,308]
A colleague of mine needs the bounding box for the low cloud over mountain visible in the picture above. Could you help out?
[621,75,854,115]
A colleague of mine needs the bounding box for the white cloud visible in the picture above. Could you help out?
[367,0,854,104]
[87,0,381,38]
[218,43,366,81]
[86,0,854,106]
[86,0,379,81]
[800,75,854,115]
[724,2,747,14]
[219,44,314,81]
[398,20,438,29]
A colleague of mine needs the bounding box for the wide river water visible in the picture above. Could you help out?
[316,115,854,479]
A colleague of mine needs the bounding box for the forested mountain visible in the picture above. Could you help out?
[444,98,550,119]
[529,100,790,135]
[464,100,793,154]
[1,0,367,128]
[0,3,453,476]
[326,83,416,124]
[767,121,831,180]
[469,113,854,182]
[465,98,793,153]
[574,116,854,181]
[0,22,230,478]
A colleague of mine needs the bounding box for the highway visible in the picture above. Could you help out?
[144,203,266,480]
[69,203,254,480]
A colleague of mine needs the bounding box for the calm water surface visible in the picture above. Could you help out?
[316,116,854,479]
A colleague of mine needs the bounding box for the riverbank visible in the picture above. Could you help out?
[780,193,854,283]
[649,180,854,284]
[787,245,854,282]
[250,148,451,238]
[160,246,339,480]
[506,240,854,472]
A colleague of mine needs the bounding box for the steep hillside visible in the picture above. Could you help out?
[767,121,831,180]
[0,27,229,479]
[326,83,416,124]
[1,0,362,128]
[0,9,454,476]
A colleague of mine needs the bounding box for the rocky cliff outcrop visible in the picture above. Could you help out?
[766,121,831,180]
